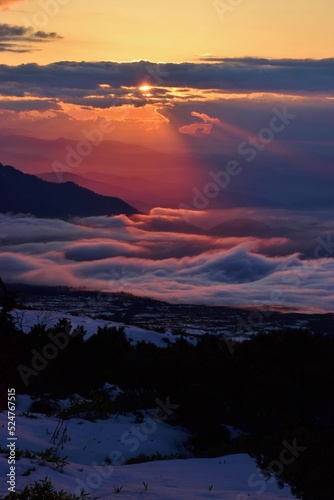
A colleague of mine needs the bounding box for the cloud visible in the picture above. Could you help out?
[0,23,62,52]
[0,0,22,8]
[191,112,221,125]
[0,59,333,98]
[0,99,60,111]
[179,112,222,136]
[0,93,333,214]
[179,122,213,136]
[199,57,334,68]
[1,212,334,312]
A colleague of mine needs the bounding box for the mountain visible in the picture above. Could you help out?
[38,171,121,197]
[36,171,152,213]
[0,164,139,218]
[0,134,197,208]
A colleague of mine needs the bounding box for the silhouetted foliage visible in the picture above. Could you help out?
[0,277,18,334]
[1,320,334,499]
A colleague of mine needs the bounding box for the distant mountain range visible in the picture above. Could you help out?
[0,134,194,209]
[36,171,152,213]
[1,133,334,212]
[0,164,139,218]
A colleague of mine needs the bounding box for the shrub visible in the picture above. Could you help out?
[3,477,90,499]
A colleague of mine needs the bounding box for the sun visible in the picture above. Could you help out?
[139,84,151,92]
[139,84,152,96]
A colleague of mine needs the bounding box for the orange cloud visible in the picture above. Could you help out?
[179,122,213,136]
[191,112,221,125]
[179,111,251,141]
[179,111,221,136]
[0,0,22,8]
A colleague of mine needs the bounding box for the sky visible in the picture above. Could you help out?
[0,0,333,310]
[1,0,334,63]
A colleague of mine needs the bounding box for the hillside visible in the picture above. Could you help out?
[0,164,139,218]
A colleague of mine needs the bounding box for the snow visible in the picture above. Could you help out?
[0,454,296,499]
[0,452,295,499]
[225,425,247,440]
[0,410,296,499]
[1,310,297,498]
[11,309,181,347]
[0,412,189,466]
[14,395,34,413]
[103,383,123,400]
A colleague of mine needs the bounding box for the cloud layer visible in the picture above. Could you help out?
[1,212,334,312]
[0,58,333,98]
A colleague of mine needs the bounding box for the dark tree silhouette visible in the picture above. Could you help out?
[0,277,18,333]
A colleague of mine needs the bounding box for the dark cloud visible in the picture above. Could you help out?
[0,99,60,111]
[0,58,332,98]
[0,23,62,52]
[199,57,334,68]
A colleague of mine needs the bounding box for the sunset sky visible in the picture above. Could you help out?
[1,0,334,64]
[0,0,334,310]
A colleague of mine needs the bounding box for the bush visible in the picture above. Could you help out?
[3,478,90,499]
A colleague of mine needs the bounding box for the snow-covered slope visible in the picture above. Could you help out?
[0,405,296,499]
[1,315,297,499]
[0,448,295,499]
[11,309,183,347]
[0,411,189,467]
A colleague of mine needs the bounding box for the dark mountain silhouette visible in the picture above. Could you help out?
[38,171,120,197]
[36,171,152,213]
[0,164,139,218]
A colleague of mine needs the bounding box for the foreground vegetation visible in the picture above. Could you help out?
[3,478,90,499]
[1,310,334,499]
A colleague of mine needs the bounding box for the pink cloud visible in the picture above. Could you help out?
[179,111,221,136]
[1,213,334,312]
[179,122,213,136]
[178,110,251,142]
[191,112,222,125]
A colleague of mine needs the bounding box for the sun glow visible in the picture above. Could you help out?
[139,84,152,96]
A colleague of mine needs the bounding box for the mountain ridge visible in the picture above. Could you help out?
[0,163,140,219]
